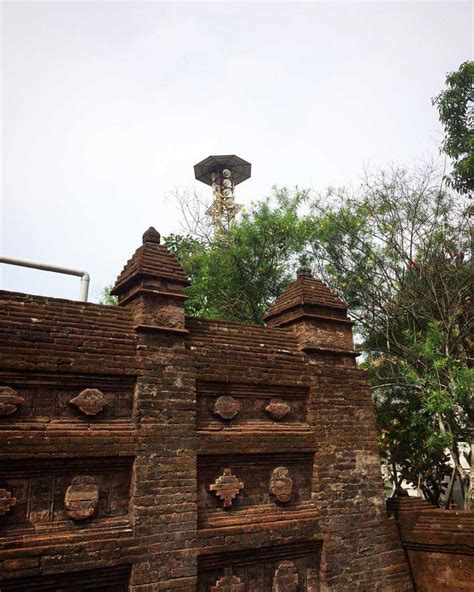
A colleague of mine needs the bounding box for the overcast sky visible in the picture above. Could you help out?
[1,1,472,301]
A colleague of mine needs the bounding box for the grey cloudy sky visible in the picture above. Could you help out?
[1,1,472,301]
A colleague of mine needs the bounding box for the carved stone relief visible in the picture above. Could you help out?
[0,488,16,516]
[65,475,99,520]
[269,466,293,503]
[0,386,25,416]
[209,468,244,508]
[272,561,299,592]
[69,388,108,416]
[214,396,241,420]
[210,568,246,591]
[265,399,291,421]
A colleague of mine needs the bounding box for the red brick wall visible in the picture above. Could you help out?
[0,242,415,591]
[388,498,474,591]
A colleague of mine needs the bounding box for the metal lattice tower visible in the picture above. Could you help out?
[194,155,251,234]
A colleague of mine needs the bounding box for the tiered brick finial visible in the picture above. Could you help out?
[142,227,161,244]
[264,271,346,324]
[112,228,189,297]
[264,269,354,355]
[111,228,190,333]
[296,266,313,279]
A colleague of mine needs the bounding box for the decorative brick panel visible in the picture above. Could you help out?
[0,372,135,422]
[197,381,309,431]
[0,457,132,534]
[198,541,322,591]
[198,453,314,529]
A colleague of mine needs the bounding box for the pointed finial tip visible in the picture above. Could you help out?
[297,266,312,279]
[142,227,161,245]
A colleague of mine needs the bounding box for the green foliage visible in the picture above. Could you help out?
[375,383,452,504]
[98,285,118,306]
[373,322,473,504]
[163,233,209,317]
[307,164,472,504]
[433,61,474,194]
[165,188,311,324]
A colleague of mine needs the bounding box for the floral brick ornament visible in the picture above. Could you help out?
[0,386,25,417]
[265,399,291,421]
[0,488,16,516]
[65,476,99,520]
[269,466,293,503]
[69,388,108,416]
[272,560,299,592]
[214,396,241,420]
[209,468,244,508]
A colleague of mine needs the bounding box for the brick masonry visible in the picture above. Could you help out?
[0,227,414,590]
[387,497,474,591]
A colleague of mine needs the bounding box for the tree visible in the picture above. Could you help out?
[376,379,452,504]
[433,60,474,195]
[98,285,118,306]
[306,162,473,506]
[165,188,311,323]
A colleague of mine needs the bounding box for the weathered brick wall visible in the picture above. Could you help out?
[0,293,140,589]
[309,357,410,589]
[388,497,474,591]
[0,228,414,590]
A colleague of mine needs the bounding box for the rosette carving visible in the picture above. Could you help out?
[65,476,99,520]
[269,466,293,503]
[0,488,16,516]
[214,396,241,420]
[69,388,107,416]
[0,386,25,417]
[265,399,291,421]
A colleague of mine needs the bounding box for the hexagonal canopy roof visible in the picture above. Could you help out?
[194,155,251,186]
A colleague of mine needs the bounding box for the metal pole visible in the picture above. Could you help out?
[79,273,90,302]
[0,256,90,302]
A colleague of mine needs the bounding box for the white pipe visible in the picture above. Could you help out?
[0,256,90,302]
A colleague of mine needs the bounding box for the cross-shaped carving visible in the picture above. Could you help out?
[209,468,244,508]
[211,568,245,591]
